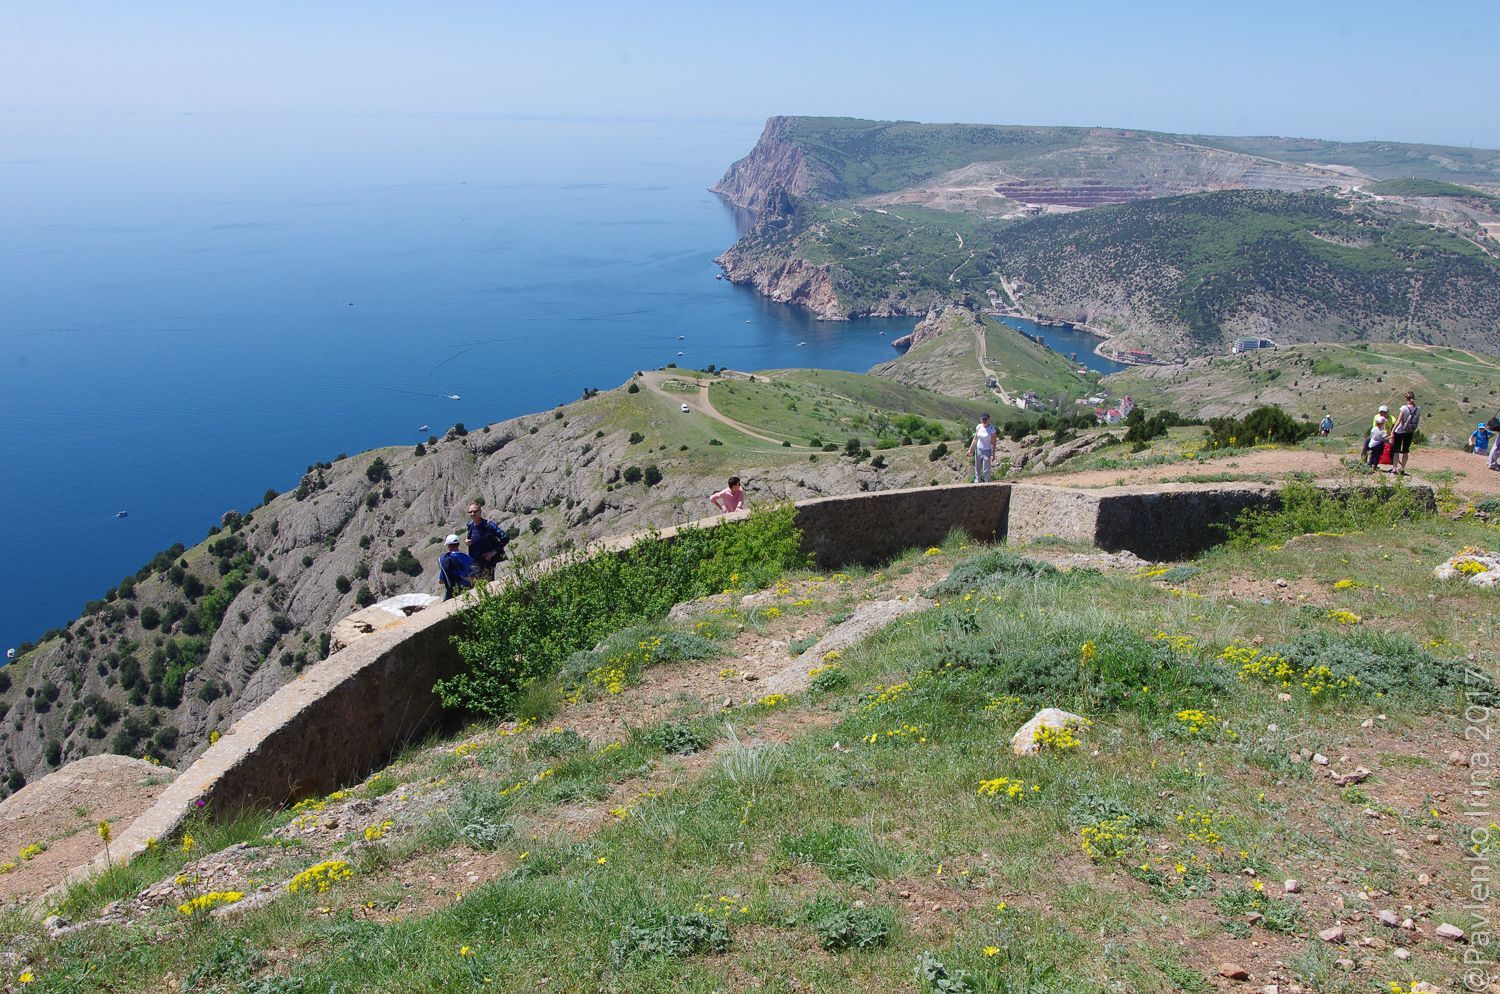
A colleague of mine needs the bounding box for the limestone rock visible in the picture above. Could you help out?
[1435,922,1466,942]
[1318,926,1345,943]
[1218,963,1250,981]
[1284,879,1301,894]
[1434,550,1500,587]
[1010,709,1090,756]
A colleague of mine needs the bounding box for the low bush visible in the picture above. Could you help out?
[441,506,808,716]
[1203,405,1314,450]
[1226,480,1431,547]
[1269,627,1487,702]
[643,721,712,756]
[924,549,1056,597]
[609,912,729,965]
[798,897,893,952]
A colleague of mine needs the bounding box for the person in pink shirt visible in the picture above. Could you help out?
[710,477,745,513]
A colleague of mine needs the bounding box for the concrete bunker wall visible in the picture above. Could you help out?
[73,478,1407,886]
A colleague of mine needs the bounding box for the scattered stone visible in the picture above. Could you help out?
[1313,754,1329,766]
[1262,986,1280,994]
[1284,879,1301,894]
[1360,718,1373,728]
[1334,958,1354,972]
[1219,963,1250,981]
[1377,910,1399,927]
[1332,768,1371,787]
[1434,550,1500,587]
[1274,578,1288,588]
[1318,926,1345,944]
[1277,692,1293,703]
[1417,873,1431,886]
[1449,749,1470,767]
[1424,834,1440,844]
[1394,948,1411,961]
[1435,922,1466,942]
[1009,708,1090,756]
[1400,919,1415,930]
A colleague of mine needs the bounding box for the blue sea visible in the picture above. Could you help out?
[0,112,913,652]
[997,317,1129,376]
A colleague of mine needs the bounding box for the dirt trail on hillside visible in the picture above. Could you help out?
[0,756,173,905]
[1040,445,1500,497]
[639,370,803,448]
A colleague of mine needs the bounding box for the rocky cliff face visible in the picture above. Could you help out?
[0,381,960,790]
[710,117,836,213]
[715,244,845,320]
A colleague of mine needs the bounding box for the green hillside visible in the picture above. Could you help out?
[1103,342,1500,443]
[708,369,986,446]
[767,117,1500,200]
[995,189,1500,350]
[1367,178,1500,205]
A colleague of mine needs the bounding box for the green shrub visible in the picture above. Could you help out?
[643,721,712,755]
[622,466,643,484]
[1203,405,1314,450]
[528,728,586,759]
[1227,480,1431,546]
[440,506,807,716]
[915,951,974,994]
[928,442,948,461]
[628,431,645,444]
[799,897,893,951]
[609,912,729,965]
[558,625,721,690]
[1269,627,1487,702]
[1214,886,1302,934]
[925,548,1057,597]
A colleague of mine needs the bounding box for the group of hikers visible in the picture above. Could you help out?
[436,479,748,600]
[1362,390,1422,474]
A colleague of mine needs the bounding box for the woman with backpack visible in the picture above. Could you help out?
[1391,391,1420,476]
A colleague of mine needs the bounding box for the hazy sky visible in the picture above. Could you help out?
[4,0,1497,147]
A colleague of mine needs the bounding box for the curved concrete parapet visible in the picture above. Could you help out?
[63,478,1426,891]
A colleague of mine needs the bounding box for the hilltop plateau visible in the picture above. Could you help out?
[5,485,1498,992]
[714,118,1500,358]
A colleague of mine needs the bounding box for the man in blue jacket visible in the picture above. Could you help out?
[438,534,475,600]
[466,503,510,578]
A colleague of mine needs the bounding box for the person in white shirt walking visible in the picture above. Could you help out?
[967,413,999,483]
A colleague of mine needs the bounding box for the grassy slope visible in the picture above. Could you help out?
[980,318,1098,401]
[21,508,1498,992]
[1104,343,1500,443]
[707,370,986,446]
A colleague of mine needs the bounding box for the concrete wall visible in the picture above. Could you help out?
[793,484,1011,567]
[70,477,1416,887]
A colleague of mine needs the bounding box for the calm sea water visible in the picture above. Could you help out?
[0,112,913,652]
[997,317,1129,375]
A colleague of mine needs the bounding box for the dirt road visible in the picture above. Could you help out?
[1042,444,1500,497]
[638,371,805,448]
